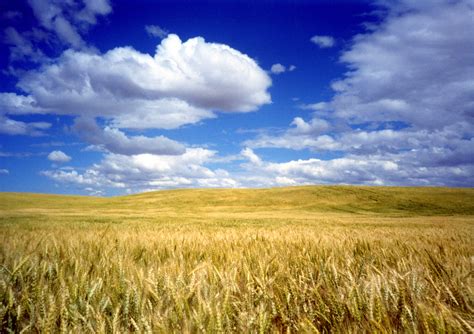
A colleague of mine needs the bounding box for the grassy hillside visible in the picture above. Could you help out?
[1,185,474,217]
[1,186,473,332]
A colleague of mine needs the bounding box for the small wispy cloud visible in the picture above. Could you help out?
[310,35,335,48]
[270,63,296,74]
[48,150,71,163]
[299,102,329,111]
[145,25,169,38]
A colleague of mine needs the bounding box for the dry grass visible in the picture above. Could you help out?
[0,186,473,332]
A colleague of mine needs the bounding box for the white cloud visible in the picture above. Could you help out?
[299,102,329,111]
[4,27,45,62]
[290,117,330,135]
[241,148,262,166]
[270,63,296,74]
[275,176,297,186]
[0,93,47,115]
[310,35,335,48]
[109,99,214,130]
[42,148,240,192]
[52,16,84,48]
[84,187,104,196]
[79,0,112,24]
[42,169,112,187]
[239,148,474,187]
[72,117,185,155]
[245,116,333,150]
[270,63,286,74]
[4,0,112,64]
[47,150,71,163]
[27,0,111,48]
[6,34,271,130]
[329,1,474,128]
[0,93,50,136]
[247,118,474,164]
[145,25,169,38]
[0,169,9,175]
[247,132,338,151]
[0,116,51,136]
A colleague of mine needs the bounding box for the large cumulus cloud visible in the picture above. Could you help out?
[2,34,271,155]
[11,34,271,129]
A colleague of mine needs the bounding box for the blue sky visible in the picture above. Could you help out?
[0,0,473,195]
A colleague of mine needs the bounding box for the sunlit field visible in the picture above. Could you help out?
[1,186,473,332]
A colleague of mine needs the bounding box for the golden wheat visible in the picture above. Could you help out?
[0,186,473,332]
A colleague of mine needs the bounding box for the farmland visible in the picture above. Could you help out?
[1,186,473,332]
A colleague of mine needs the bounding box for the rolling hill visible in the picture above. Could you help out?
[1,185,473,217]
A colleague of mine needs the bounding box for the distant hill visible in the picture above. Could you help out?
[1,185,473,217]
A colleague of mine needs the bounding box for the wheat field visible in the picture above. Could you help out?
[1,186,473,332]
